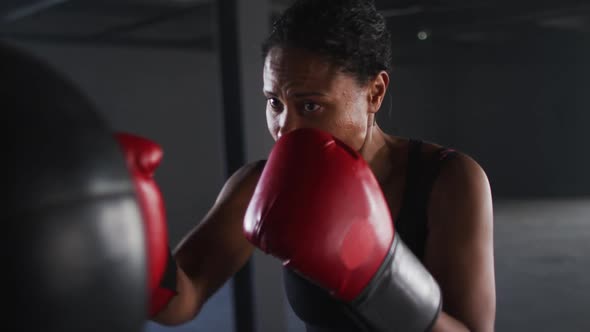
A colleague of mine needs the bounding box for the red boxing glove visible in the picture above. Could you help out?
[115,133,177,317]
[244,128,441,331]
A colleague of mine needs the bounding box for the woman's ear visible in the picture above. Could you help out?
[368,71,390,114]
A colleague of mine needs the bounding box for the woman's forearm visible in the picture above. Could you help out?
[431,311,471,332]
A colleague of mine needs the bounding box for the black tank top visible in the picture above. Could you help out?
[283,139,457,332]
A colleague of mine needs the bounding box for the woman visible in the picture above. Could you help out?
[153,0,496,331]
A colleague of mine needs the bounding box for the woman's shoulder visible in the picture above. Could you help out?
[413,140,491,208]
[412,139,457,162]
[387,135,488,191]
[383,135,456,165]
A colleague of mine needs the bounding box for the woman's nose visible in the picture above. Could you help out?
[277,110,304,138]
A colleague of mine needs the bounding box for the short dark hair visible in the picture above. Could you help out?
[262,0,392,84]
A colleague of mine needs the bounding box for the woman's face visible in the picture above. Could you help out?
[263,47,373,151]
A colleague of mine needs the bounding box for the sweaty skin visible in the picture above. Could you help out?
[154,46,496,332]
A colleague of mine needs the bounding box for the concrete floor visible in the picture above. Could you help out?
[145,198,590,332]
[494,198,590,332]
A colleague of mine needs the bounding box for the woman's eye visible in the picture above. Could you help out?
[268,98,282,109]
[303,103,320,113]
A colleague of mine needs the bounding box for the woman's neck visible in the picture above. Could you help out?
[359,124,395,185]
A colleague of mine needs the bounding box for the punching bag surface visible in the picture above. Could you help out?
[2,42,147,332]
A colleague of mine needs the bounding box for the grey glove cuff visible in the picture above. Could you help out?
[347,234,442,332]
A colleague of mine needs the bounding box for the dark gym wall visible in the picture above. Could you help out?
[380,39,590,198]
[451,62,590,198]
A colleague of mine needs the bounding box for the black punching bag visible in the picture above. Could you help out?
[2,43,147,332]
